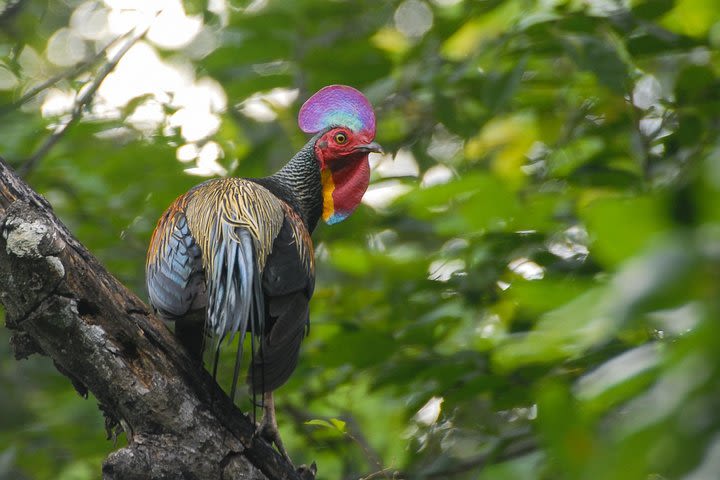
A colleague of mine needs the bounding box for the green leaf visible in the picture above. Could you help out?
[562,34,630,93]
[305,419,334,428]
[329,418,346,433]
[547,136,605,177]
[580,195,670,268]
[305,418,346,434]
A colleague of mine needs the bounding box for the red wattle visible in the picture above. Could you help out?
[330,156,370,218]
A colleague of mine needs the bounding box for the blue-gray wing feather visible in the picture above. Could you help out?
[146,211,206,320]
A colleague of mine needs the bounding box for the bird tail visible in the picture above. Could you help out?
[174,310,206,363]
[247,292,308,394]
[206,225,264,402]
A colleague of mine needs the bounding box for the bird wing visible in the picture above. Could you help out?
[146,193,207,321]
[248,205,315,393]
[179,178,315,397]
[183,178,282,341]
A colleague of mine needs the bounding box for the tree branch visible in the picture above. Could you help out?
[284,403,390,478]
[0,156,315,479]
[0,30,130,117]
[17,26,143,177]
[404,432,538,479]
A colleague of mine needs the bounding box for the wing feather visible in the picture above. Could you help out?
[184,178,286,341]
[248,206,315,393]
[146,196,206,320]
[147,177,315,398]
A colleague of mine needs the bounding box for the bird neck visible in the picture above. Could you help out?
[262,135,324,232]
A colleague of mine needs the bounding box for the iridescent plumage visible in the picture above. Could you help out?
[299,84,376,137]
[145,85,378,462]
[146,177,315,395]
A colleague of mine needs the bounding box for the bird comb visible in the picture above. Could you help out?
[298,85,375,137]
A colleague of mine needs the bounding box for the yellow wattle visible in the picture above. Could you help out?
[321,168,335,221]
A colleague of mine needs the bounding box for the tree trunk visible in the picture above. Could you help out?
[0,157,314,480]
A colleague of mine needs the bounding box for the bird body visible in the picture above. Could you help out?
[145,85,380,461]
[146,174,315,392]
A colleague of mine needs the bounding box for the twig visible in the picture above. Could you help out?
[17,25,149,177]
[342,414,389,480]
[284,403,390,478]
[0,0,25,24]
[358,466,398,480]
[0,30,131,116]
[403,434,538,479]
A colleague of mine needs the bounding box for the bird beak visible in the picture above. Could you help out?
[354,141,384,154]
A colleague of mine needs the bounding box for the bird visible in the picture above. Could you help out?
[145,85,381,461]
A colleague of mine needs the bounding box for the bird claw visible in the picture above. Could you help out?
[296,462,317,479]
[254,416,293,466]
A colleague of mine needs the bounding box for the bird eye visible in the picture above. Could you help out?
[334,132,348,144]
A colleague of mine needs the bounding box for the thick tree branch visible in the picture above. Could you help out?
[0,156,315,479]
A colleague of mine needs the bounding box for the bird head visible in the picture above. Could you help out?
[299,85,381,225]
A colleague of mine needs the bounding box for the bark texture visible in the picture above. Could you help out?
[0,157,315,480]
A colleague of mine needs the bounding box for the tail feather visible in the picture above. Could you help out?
[174,311,206,362]
[207,225,263,401]
[248,293,308,393]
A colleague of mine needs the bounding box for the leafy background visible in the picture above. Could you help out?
[1,0,720,479]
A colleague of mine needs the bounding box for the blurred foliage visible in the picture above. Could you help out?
[1,0,720,479]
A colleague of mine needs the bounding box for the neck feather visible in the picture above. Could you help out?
[254,135,323,232]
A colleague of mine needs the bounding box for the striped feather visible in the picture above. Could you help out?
[146,176,315,398]
[146,196,206,320]
[183,178,285,340]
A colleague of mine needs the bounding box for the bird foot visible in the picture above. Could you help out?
[296,462,317,479]
[253,415,293,465]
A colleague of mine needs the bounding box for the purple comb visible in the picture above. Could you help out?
[298,85,376,137]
